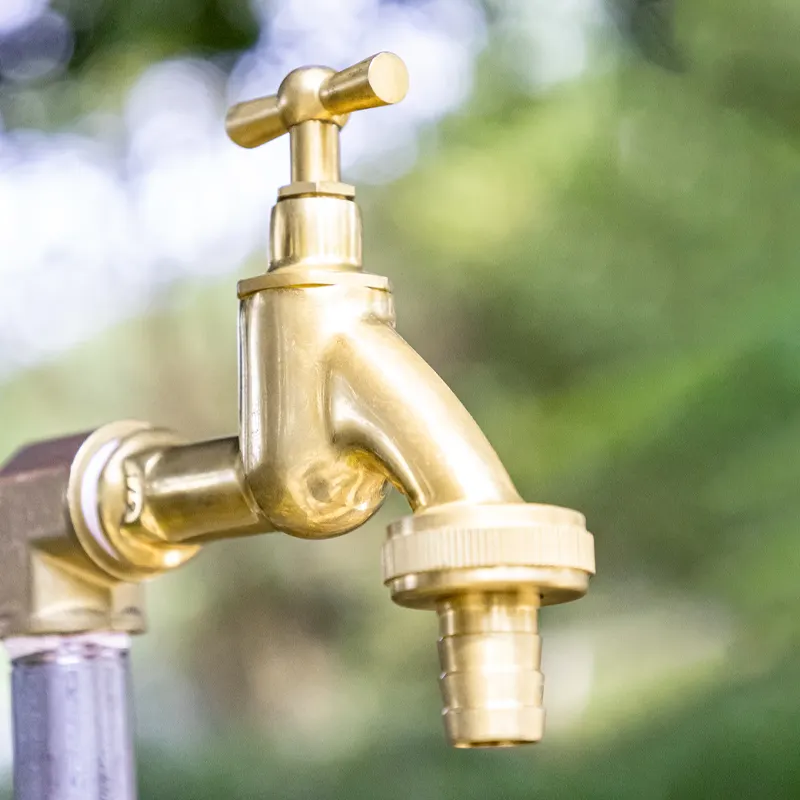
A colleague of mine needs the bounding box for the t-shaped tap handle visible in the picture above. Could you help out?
[224,51,408,266]
[225,52,408,183]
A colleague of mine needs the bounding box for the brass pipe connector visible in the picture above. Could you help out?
[0,52,596,749]
[0,432,144,637]
[66,422,269,582]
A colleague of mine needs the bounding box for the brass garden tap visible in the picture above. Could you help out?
[0,53,595,748]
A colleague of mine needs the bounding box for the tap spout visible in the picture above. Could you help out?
[330,322,522,512]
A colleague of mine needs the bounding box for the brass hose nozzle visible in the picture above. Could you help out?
[437,594,544,747]
[383,504,594,747]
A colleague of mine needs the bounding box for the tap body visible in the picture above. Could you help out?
[239,276,522,538]
[239,279,394,538]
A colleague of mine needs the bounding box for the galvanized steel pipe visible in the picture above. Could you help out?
[6,633,137,800]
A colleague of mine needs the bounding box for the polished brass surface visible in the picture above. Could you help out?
[68,422,269,582]
[290,120,339,183]
[229,52,594,748]
[269,195,362,270]
[382,504,594,607]
[239,283,389,537]
[0,433,144,637]
[227,52,407,275]
[68,422,202,582]
[0,52,596,748]
[130,436,268,544]
[383,503,594,747]
[237,267,389,295]
[330,324,523,511]
[277,181,356,200]
[225,52,408,150]
[238,280,524,538]
[437,594,544,747]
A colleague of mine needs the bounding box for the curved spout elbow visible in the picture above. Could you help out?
[330,322,522,512]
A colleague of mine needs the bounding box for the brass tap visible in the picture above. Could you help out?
[0,53,595,748]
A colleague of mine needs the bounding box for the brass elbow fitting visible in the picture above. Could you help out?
[0,431,145,638]
[0,53,596,750]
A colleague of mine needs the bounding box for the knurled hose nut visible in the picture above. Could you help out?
[381,503,595,608]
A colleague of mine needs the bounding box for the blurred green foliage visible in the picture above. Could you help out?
[58,0,259,70]
[2,0,800,796]
[133,656,800,800]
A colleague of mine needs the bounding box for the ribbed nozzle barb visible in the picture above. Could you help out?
[437,593,544,748]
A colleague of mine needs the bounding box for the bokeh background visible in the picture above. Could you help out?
[2,0,800,796]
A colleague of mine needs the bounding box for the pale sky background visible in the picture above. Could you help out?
[0,0,605,376]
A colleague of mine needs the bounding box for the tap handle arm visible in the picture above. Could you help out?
[225,52,408,150]
[319,52,408,116]
[224,94,284,150]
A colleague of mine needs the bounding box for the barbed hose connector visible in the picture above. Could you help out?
[383,503,595,747]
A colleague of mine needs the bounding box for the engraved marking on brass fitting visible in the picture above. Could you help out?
[123,461,144,525]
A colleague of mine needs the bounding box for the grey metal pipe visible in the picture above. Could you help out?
[7,633,137,800]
